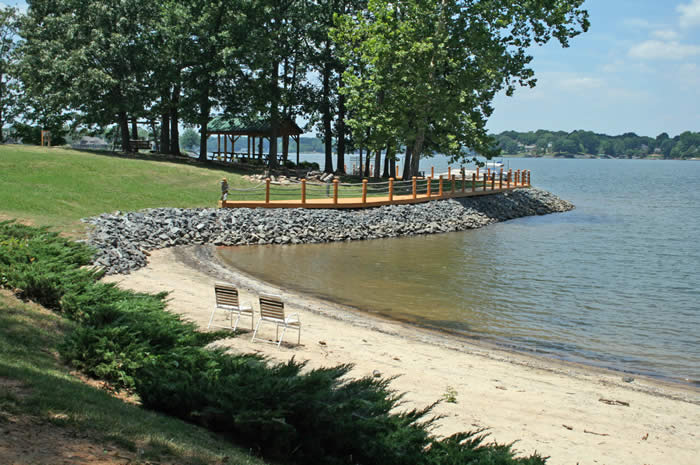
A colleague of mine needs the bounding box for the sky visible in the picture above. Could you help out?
[3,0,699,138]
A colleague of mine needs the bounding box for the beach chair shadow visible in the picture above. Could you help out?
[251,294,301,347]
[207,282,253,332]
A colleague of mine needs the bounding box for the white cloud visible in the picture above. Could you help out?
[678,0,700,28]
[622,18,655,29]
[652,29,680,40]
[557,76,605,90]
[629,40,700,60]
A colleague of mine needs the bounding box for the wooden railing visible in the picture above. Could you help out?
[220,169,531,209]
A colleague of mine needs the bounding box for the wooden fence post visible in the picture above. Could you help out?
[438,176,444,197]
[528,171,531,186]
[333,179,339,204]
[472,173,476,192]
[431,166,434,178]
[507,172,511,189]
[388,178,394,202]
[451,175,456,194]
[448,167,451,178]
[427,177,432,198]
[483,173,487,191]
[265,178,271,204]
[499,173,503,189]
[362,179,368,204]
[462,171,466,192]
[412,176,417,199]
[491,174,495,190]
[301,179,306,204]
[476,166,479,178]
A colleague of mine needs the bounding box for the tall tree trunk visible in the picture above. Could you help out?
[170,83,181,155]
[321,51,333,173]
[411,126,426,177]
[336,71,346,174]
[198,82,210,162]
[268,60,279,169]
[364,150,371,177]
[382,146,390,178]
[402,146,412,179]
[119,111,131,153]
[160,112,170,154]
[131,118,138,140]
[373,148,381,178]
[358,147,363,176]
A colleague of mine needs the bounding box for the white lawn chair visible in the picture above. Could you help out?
[251,294,301,347]
[208,282,253,331]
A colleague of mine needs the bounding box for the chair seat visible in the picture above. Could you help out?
[208,283,253,332]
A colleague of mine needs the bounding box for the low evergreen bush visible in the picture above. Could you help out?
[0,220,548,465]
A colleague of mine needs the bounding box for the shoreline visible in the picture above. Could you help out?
[104,245,699,465]
[189,244,700,401]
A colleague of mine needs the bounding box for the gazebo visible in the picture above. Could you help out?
[207,116,303,165]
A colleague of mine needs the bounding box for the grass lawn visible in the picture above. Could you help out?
[0,290,268,465]
[0,145,253,236]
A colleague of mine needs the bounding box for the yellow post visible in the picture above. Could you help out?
[333,179,339,204]
[301,179,306,204]
[427,177,432,198]
[483,173,487,191]
[389,178,394,202]
[412,176,417,199]
[472,173,476,192]
[265,178,271,204]
[362,179,368,203]
[438,175,443,197]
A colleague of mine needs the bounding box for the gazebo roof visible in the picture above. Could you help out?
[208,116,303,137]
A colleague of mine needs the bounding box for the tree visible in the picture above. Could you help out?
[19,0,160,151]
[180,128,199,151]
[334,0,589,177]
[0,6,20,143]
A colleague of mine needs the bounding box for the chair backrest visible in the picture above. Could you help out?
[259,294,285,320]
[215,282,240,307]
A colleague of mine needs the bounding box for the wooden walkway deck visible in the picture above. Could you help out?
[220,183,528,209]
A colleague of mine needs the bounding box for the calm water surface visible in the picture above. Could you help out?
[218,158,700,384]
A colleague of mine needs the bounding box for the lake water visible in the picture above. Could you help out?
[217,158,700,384]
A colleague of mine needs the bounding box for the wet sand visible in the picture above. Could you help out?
[103,245,700,465]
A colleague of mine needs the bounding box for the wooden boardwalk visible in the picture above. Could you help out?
[220,181,529,209]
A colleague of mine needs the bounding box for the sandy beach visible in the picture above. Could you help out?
[104,246,700,465]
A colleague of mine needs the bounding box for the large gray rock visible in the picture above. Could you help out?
[82,187,573,275]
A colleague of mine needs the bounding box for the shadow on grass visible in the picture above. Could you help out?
[0,292,267,465]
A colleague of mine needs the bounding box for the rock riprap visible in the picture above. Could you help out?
[83,188,573,275]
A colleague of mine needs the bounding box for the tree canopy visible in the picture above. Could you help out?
[12,0,590,176]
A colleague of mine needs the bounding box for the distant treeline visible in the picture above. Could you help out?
[494,130,700,159]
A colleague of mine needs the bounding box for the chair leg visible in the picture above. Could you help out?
[278,324,287,348]
[251,318,263,342]
[232,312,241,332]
[207,309,216,330]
